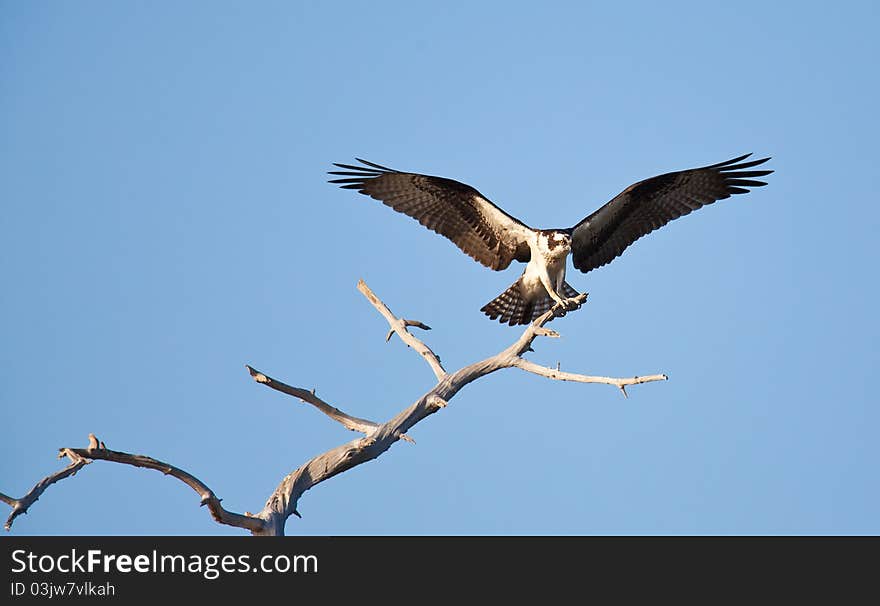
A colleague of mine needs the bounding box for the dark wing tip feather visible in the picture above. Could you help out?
[705,152,753,168]
[327,177,370,184]
[353,158,396,172]
[726,179,769,187]
[717,156,772,172]
[328,158,401,189]
[726,169,774,178]
[704,154,773,173]
[718,155,773,195]
[327,170,373,176]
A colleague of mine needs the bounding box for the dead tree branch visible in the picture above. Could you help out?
[246,365,415,443]
[511,358,669,398]
[357,279,446,379]
[3,281,667,535]
[3,434,264,533]
[2,448,90,531]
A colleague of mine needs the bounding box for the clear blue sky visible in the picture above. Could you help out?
[2,1,877,535]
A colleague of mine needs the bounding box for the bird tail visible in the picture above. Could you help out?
[481,279,580,326]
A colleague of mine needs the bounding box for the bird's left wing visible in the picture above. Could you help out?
[329,159,533,270]
[570,154,772,274]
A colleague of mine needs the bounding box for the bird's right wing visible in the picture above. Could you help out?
[329,159,533,270]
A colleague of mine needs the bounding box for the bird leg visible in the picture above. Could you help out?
[545,271,581,312]
[540,274,568,309]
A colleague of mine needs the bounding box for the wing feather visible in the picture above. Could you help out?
[329,159,533,270]
[570,154,772,273]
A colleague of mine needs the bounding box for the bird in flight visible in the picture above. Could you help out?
[329,154,772,325]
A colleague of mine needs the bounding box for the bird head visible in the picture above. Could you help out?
[548,231,572,252]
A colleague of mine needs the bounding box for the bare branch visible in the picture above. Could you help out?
[3,448,90,531]
[512,358,668,396]
[66,439,265,533]
[533,327,561,338]
[247,365,414,443]
[357,279,446,379]
[6,282,667,536]
[386,319,431,342]
[2,435,264,533]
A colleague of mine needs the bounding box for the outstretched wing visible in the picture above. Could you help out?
[570,154,772,273]
[329,159,533,270]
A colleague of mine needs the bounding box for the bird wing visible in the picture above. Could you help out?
[329,159,533,270]
[570,154,772,273]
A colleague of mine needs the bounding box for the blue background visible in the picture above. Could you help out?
[2,1,877,535]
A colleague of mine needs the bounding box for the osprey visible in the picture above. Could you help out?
[329,154,772,325]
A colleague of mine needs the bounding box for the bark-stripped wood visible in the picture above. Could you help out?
[2,282,666,535]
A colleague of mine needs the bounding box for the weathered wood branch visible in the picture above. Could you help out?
[512,358,668,398]
[386,319,431,343]
[3,434,264,533]
[246,364,415,443]
[3,282,667,535]
[2,448,90,531]
[357,279,446,379]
